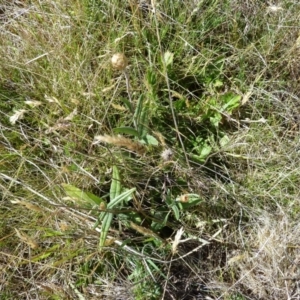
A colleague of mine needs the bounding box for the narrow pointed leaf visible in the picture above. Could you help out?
[110,166,121,201]
[107,188,136,209]
[113,127,139,137]
[134,94,144,123]
[99,212,113,248]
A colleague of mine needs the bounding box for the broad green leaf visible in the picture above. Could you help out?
[162,212,171,226]
[220,135,230,147]
[171,204,180,220]
[213,79,223,87]
[200,146,212,159]
[222,93,241,113]
[151,210,170,231]
[113,127,139,137]
[190,153,203,163]
[143,134,159,146]
[164,190,173,206]
[196,142,212,161]
[85,192,105,205]
[118,212,141,223]
[209,112,222,127]
[62,183,104,206]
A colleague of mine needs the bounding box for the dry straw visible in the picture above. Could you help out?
[93,135,146,155]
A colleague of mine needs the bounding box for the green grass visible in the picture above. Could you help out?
[1,0,300,299]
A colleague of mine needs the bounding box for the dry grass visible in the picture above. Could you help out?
[231,213,300,299]
[1,0,300,299]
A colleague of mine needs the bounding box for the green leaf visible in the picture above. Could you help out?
[146,69,157,87]
[143,134,159,146]
[171,204,180,220]
[179,198,202,209]
[98,187,136,249]
[120,188,136,204]
[189,153,202,164]
[174,98,186,111]
[137,106,149,139]
[121,97,133,113]
[213,79,223,87]
[220,134,230,147]
[221,93,241,113]
[110,166,121,201]
[113,127,139,137]
[98,189,135,223]
[176,194,203,210]
[209,112,222,127]
[165,191,180,220]
[30,244,60,262]
[97,166,136,250]
[193,141,212,161]
[107,188,136,209]
[99,212,113,248]
[134,94,144,124]
[62,183,104,206]
[199,144,212,159]
[85,192,105,205]
[164,190,173,206]
[118,212,141,223]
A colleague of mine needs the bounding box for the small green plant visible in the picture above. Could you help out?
[114,94,159,146]
[164,192,203,221]
[2,0,300,299]
[96,166,136,249]
[187,91,241,162]
[63,166,136,249]
[201,92,241,128]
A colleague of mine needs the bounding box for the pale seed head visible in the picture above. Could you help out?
[111,53,128,71]
[161,148,173,161]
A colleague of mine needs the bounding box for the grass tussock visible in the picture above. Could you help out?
[1,0,300,299]
[230,213,300,299]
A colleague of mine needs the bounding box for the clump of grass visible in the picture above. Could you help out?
[1,0,300,299]
[226,213,300,299]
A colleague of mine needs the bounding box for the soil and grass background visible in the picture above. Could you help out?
[1,1,300,299]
